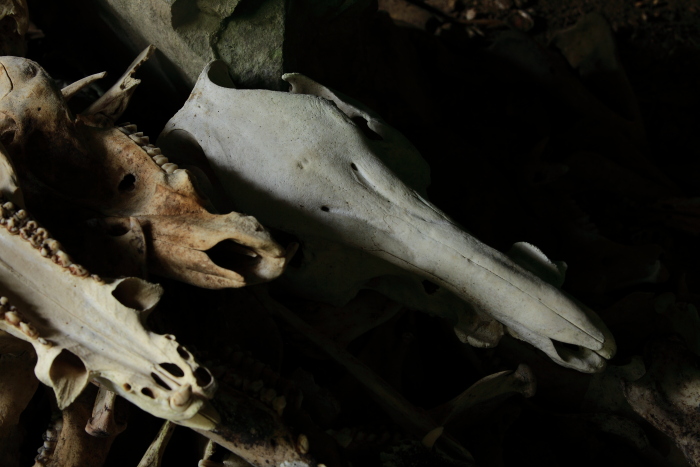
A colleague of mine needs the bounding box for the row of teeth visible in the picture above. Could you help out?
[325,426,402,449]
[117,123,180,174]
[0,198,102,283]
[0,295,43,343]
[34,419,62,466]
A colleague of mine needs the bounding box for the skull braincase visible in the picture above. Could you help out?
[160,62,616,373]
[0,52,289,290]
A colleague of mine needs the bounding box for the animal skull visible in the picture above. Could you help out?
[160,62,616,372]
[0,179,216,426]
[0,49,289,289]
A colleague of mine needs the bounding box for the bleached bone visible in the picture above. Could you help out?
[160,62,616,372]
[85,387,126,438]
[0,174,216,425]
[0,53,290,289]
[137,420,175,467]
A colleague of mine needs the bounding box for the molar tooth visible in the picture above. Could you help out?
[15,209,27,220]
[153,155,169,166]
[145,147,162,156]
[0,296,8,306]
[128,132,149,145]
[55,250,72,267]
[68,264,89,276]
[296,434,309,454]
[120,124,137,133]
[6,217,18,231]
[40,247,50,257]
[5,311,21,325]
[19,321,38,338]
[118,127,130,134]
[2,201,15,212]
[272,395,286,416]
[171,383,193,408]
[45,239,61,252]
[38,337,50,346]
[161,163,179,174]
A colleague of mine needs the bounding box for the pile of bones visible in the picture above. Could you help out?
[0,25,677,467]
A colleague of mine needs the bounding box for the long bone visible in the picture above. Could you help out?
[160,62,616,372]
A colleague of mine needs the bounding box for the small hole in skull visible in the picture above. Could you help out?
[422,280,440,295]
[194,367,213,387]
[321,206,330,212]
[151,373,171,390]
[351,116,383,141]
[351,163,358,171]
[141,387,155,398]
[160,362,185,378]
[207,240,262,275]
[177,345,191,360]
[118,174,136,192]
[123,383,132,391]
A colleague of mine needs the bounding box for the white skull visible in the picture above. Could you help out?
[160,62,616,373]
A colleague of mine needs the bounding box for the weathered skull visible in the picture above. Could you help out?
[0,173,216,425]
[160,63,616,372]
[0,49,289,289]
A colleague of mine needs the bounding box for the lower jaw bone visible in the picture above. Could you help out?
[160,64,616,373]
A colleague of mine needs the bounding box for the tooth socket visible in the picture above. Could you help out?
[5,310,21,325]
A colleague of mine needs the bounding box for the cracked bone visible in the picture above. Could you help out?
[0,51,290,289]
[160,62,616,372]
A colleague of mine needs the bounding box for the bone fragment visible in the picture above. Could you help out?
[137,420,176,467]
[60,71,107,101]
[83,45,155,122]
[85,387,126,438]
[42,385,120,467]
